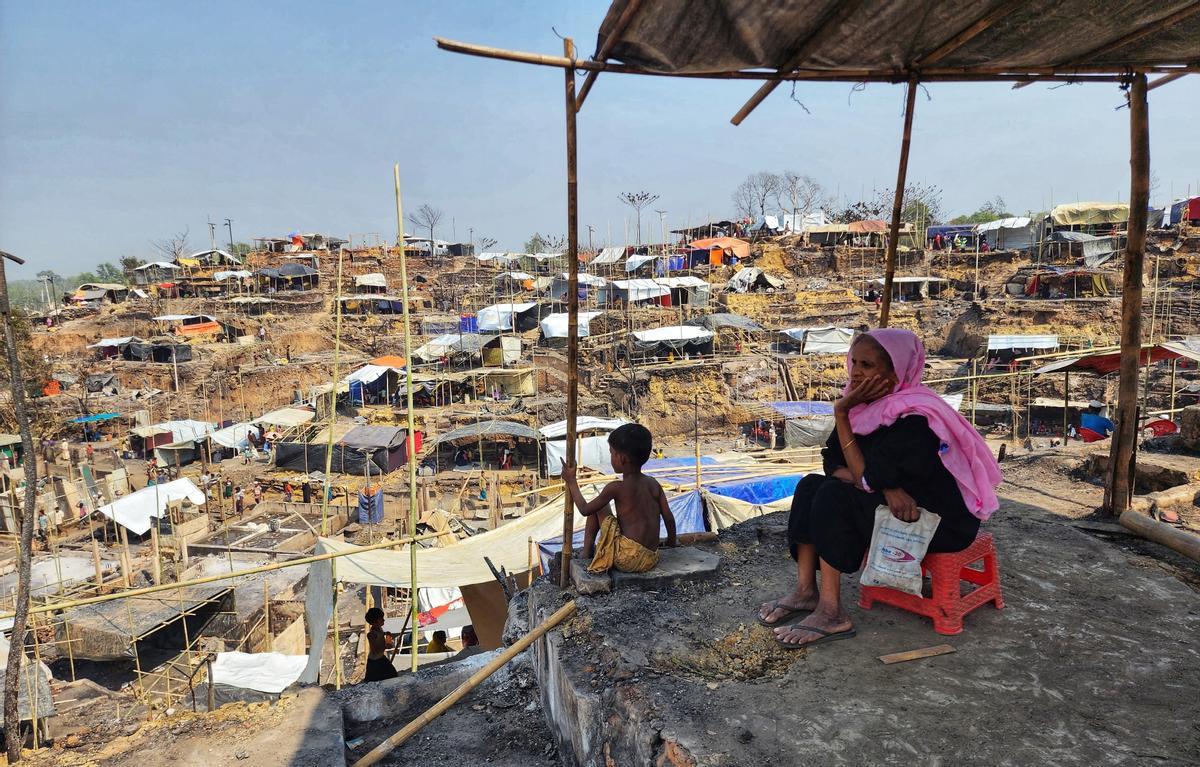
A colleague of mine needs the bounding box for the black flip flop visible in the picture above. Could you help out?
[775,624,857,650]
[756,600,812,627]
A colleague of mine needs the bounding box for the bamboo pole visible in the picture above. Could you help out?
[394,164,421,673]
[321,248,346,535]
[352,600,578,767]
[92,538,104,594]
[0,530,444,622]
[1063,371,1071,442]
[878,77,919,328]
[1120,510,1200,562]
[150,525,161,586]
[560,36,580,589]
[1106,73,1149,514]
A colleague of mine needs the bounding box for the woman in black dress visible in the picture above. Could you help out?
[757,329,1001,648]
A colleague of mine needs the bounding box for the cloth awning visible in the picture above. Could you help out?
[538,416,628,439]
[96,478,206,535]
[591,247,625,265]
[213,270,253,281]
[625,254,659,272]
[611,279,670,302]
[688,237,750,259]
[88,336,141,348]
[131,419,214,443]
[254,407,317,428]
[429,420,541,446]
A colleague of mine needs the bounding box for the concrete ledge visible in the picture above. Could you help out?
[332,650,504,724]
[612,546,721,589]
[571,557,613,594]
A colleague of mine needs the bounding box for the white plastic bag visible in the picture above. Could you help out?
[859,505,942,596]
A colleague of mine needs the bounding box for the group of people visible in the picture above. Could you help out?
[930,232,989,252]
[363,611,484,683]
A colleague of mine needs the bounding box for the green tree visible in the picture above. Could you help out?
[95,262,124,282]
[948,196,1013,225]
[119,256,146,271]
[0,310,53,433]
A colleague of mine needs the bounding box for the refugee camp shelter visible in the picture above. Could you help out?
[540,416,628,476]
[727,268,784,293]
[601,279,669,306]
[353,273,388,293]
[152,313,225,338]
[135,420,217,465]
[122,339,194,363]
[275,424,419,475]
[1169,197,1200,226]
[428,419,541,470]
[871,276,947,301]
[182,249,242,268]
[986,334,1060,363]
[976,216,1038,250]
[128,261,181,285]
[631,325,714,358]
[779,326,856,355]
[88,336,143,359]
[541,311,603,344]
[72,283,129,304]
[1006,268,1115,298]
[259,263,319,291]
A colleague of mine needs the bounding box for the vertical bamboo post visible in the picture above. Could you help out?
[1063,371,1070,442]
[559,36,580,589]
[1106,73,1150,514]
[150,525,161,586]
[969,358,978,427]
[394,164,421,672]
[62,614,76,682]
[92,537,104,594]
[878,77,919,328]
[118,527,132,588]
[321,248,346,536]
[694,393,701,489]
[1170,358,1178,414]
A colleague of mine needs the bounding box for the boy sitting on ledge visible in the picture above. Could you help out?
[563,423,677,574]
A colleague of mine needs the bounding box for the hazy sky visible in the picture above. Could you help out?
[2,1,1198,279]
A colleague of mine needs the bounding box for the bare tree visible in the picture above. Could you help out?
[151,227,191,261]
[407,204,445,258]
[478,237,498,252]
[732,172,781,220]
[617,191,660,245]
[525,233,567,253]
[777,172,828,225]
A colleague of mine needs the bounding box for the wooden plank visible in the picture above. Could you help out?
[878,644,956,665]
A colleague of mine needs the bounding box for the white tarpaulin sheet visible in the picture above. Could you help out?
[208,422,261,450]
[540,312,602,339]
[131,419,214,443]
[301,490,600,683]
[558,272,607,287]
[477,302,537,331]
[611,279,670,302]
[539,416,628,439]
[211,651,307,694]
[354,273,387,288]
[88,336,140,348]
[987,334,1058,352]
[632,325,713,348]
[625,254,659,272]
[706,489,793,530]
[213,270,252,281]
[496,271,535,281]
[803,326,855,355]
[96,478,205,535]
[975,216,1033,232]
[254,407,316,428]
[545,436,614,476]
[343,364,391,386]
[657,275,708,288]
[592,246,625,265]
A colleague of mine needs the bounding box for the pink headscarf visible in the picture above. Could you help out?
[846,329,1002,520]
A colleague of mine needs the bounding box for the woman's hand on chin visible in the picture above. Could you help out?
[835,375,892,412]
[882,487,919,522]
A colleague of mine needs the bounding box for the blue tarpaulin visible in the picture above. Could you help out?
[536,489,707,572]
[69,412,121,423]
[767,401,834,418]
[357,488,384,524]
[709,474,805,506]
[459,314,478,334]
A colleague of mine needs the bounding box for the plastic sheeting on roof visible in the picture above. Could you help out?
[134,261,179,270]
[684,313,763,332]
[540,311,602,339]
[208,422,261,450]
[341,425,406,450]
[538,416,627,439]
[558,272,607,287]
[591,246,625,265]
[768,401,835,418]
[430,420,541,446]
[610,279,670,302]
[477,302,537,331]
[987,334,1058,352]
[213,270,252,281]
[631,325,713,348]
[781,327,855,355]
[96,478,205,535]
[975,216,1033,232]
[496,271,535,281]
[728,268,784,293]
[657,275,708,288]
[187,248,241,265]
[625,254,659,272]
[710,474,806,506]
[1050,202,1128,226]
[342,364,393,386]
[88,336,141,348]
[131,419,214,443]
[689,237,750,259]
[254,407,316,427]
[354,273,387,288]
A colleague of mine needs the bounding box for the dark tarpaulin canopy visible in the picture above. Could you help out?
[430,419,541,446]
[685,313,764,332]
[341,425,406,450]
[595,0,1200,76]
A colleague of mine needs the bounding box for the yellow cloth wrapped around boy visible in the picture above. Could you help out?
[586,516,660,574]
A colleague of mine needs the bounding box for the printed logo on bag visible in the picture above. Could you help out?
[880,545,916,563]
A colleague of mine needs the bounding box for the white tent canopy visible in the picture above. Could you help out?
[782,326,856,355]
[557,272,607,287]
[254,407,316,428]
[477,302,537,331]
[213,270,253,281]
[131,419,214,443]
[632,325,713,348]
[96,478,206,536]
[611,279,670,302]
[987,334,1059,352]
[208,422,261,450]
[354,273,387,288]
[88,336,141,349]
[540,311,602,339]
[591,246,625,265]
[538,416,627,439]
[625,254,659,272]
[134,261,179,271]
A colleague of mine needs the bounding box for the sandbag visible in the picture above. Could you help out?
[859,506,941,596]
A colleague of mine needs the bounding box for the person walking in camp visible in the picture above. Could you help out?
[253,482,263,507]
[235,487,245,517]
[768,424,777,450]
[283,481,294,503]
[85,442,94,463]
[37,511,51,545]
[757,329,1001,650]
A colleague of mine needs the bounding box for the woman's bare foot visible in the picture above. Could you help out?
[758,589,819,624]
[773,606,854,647]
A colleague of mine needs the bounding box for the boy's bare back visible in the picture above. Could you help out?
[607,473,667,551]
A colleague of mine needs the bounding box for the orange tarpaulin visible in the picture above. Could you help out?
[370,355,407,368]
[689,236,750,260]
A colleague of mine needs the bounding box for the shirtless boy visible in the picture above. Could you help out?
[562,423,677,574]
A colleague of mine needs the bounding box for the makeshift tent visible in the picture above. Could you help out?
[689,236,750,260]
[625,254,659,272]
[1169,197,1200,226]
[540,311,602,339]
[870,276,946,300]
[123,341,193,363]
[539,416,629,476]
[591,246,626,265]
[631,325,714,352]
[187,248,241,265]
[429,420,540,446]
[604,279,670,304]
[84,373,119,394]
[781,211,827,233]
[1034,341,1200,377]
[987,335,1058,357]
[705,474,808,530]
[354,273,388,289]
[975,216,1038,250]
[254,407,317,429]
[412,333,501,362]
[274,426,416,475]
[781,327,855,355]
[208,422,262,450]
[212,270,253,281]
[1050,202,1129,227]
[95,478,206,535]
[477,302,538,331]
[728,268,784,293]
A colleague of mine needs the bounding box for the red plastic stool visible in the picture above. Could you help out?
[858,532,1003,635]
